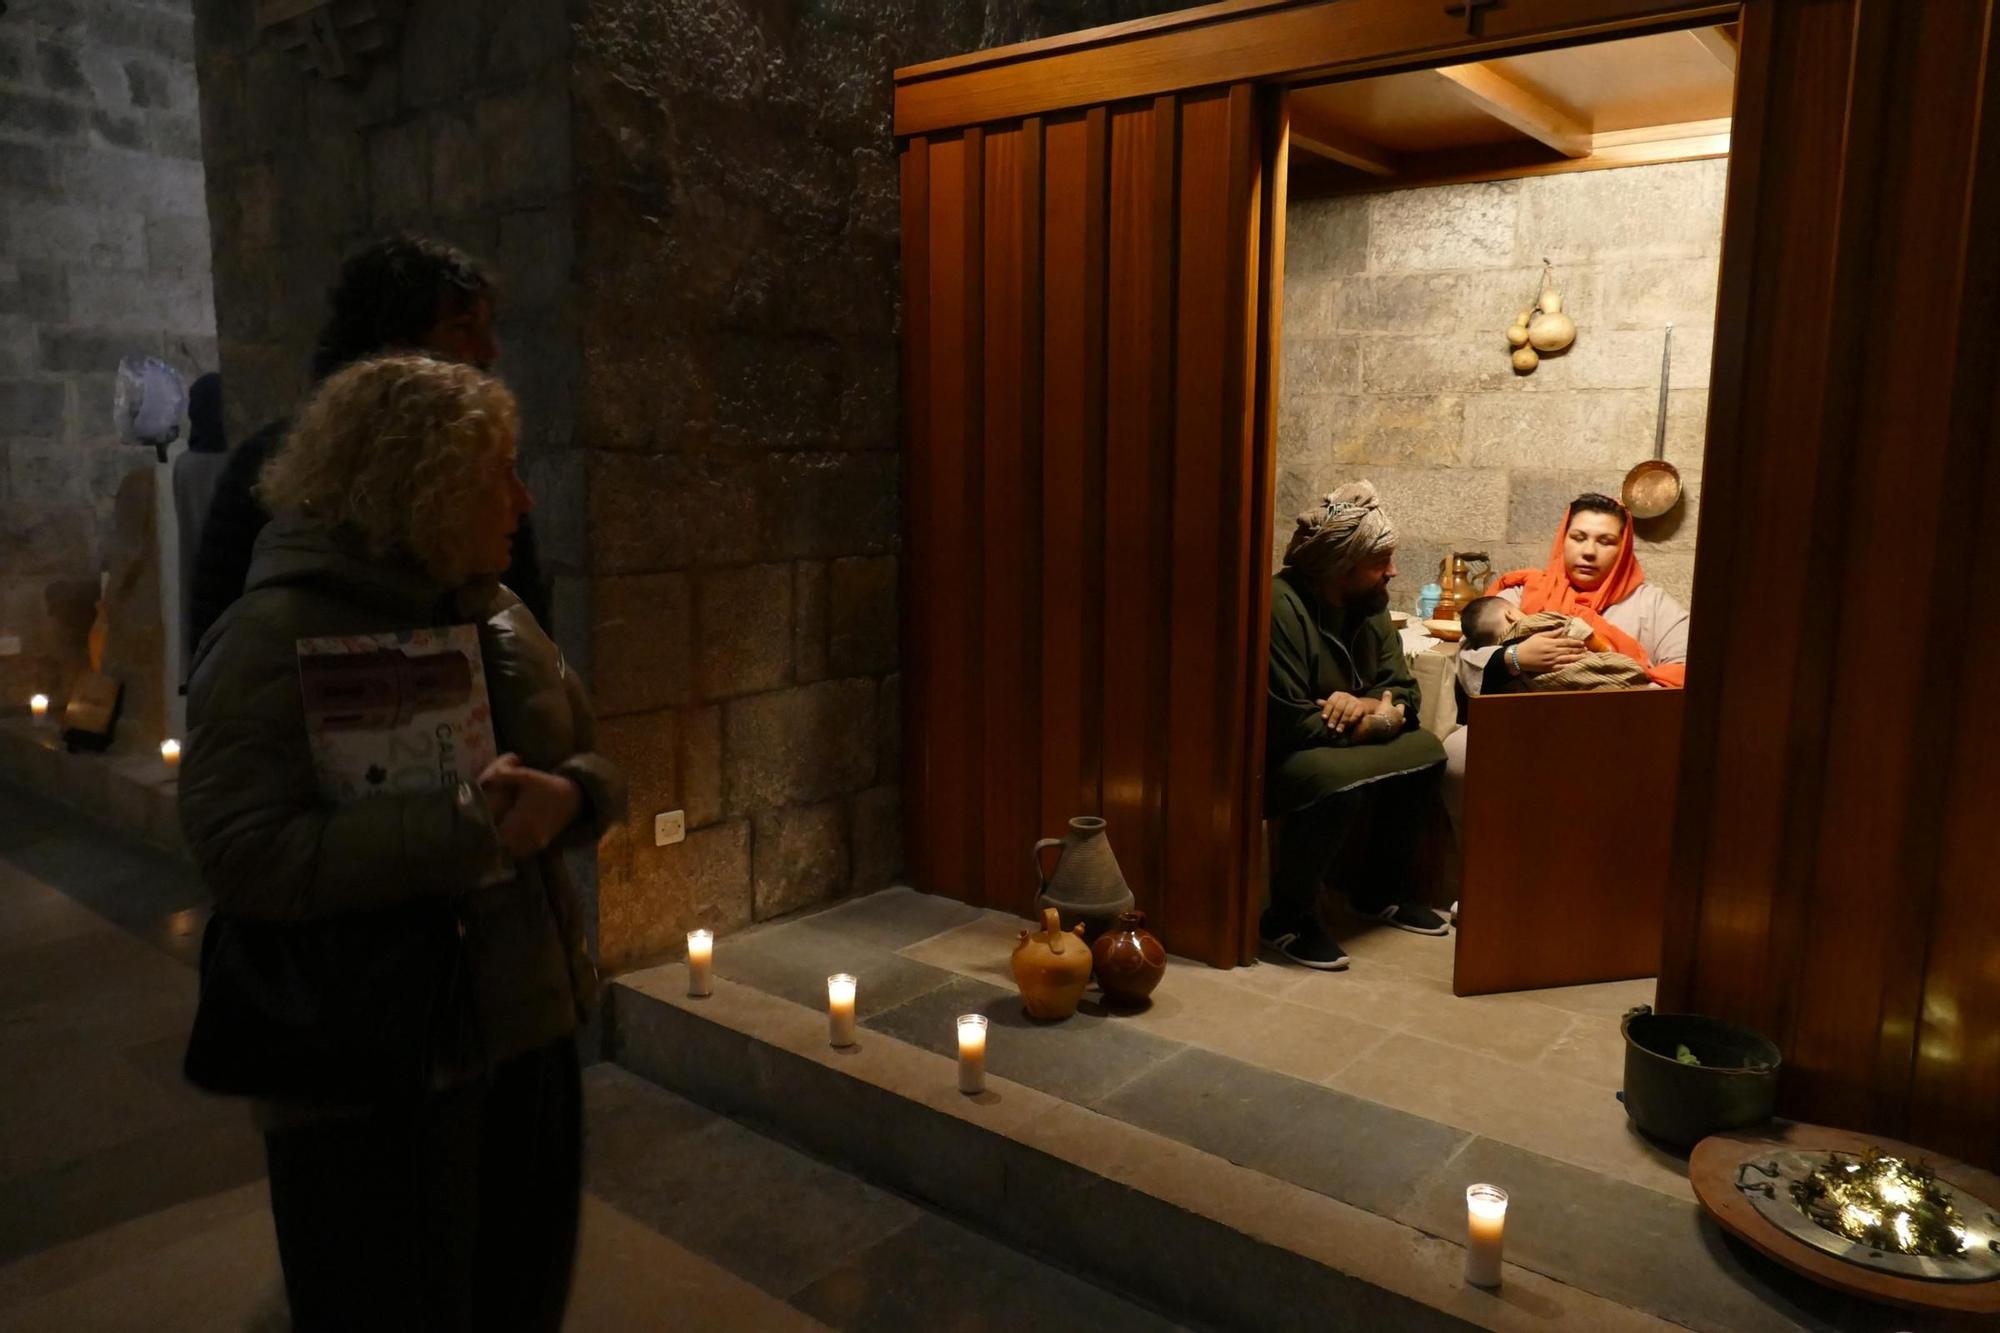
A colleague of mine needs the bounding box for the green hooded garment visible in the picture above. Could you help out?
[1266,569,1446,814]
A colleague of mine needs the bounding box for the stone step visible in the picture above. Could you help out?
[608,965,1675,1333]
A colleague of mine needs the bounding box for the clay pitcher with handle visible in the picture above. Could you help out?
[1033,816,1135,943]
[1011,908,1092,1021]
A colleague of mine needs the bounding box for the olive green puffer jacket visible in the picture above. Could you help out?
[180,519,625,1087]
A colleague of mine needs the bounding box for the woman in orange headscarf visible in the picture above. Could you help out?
[1485,492,1688,689]
[1438,493,1689,838]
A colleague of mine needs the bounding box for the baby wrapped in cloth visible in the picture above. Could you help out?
[1459,596,1655,691]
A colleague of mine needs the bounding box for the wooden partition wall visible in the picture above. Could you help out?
[899,87,1270,967]
[899,0,2000,1164]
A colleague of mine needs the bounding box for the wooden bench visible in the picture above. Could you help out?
[1453,687,1685,996]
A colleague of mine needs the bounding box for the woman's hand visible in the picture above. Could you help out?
[479,753,523,826]
[479,754,583,860]
[1319,691,1376,735]
[1512,630,1588,675]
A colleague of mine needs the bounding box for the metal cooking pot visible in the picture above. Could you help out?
[1621,1005,1780,1149]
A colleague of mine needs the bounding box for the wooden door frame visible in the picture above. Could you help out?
[898,0,1751,966]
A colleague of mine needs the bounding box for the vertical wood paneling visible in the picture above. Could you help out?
[916,131,982,902]
[1039,109,1109,845]
[1238,89,1287,964]
[1909,0,2000,1168]
[898,136,931,893]
[978,121,1043,913]
[1161,85,1253,956]
[1101,96,1179,928]
[1660,0,2000,1166]
[905,89,1262,966]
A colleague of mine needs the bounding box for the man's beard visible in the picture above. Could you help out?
[1344,584,1391,617]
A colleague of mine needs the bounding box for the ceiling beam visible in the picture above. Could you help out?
[1688,25,1738,73]
[1287,98,1399,176]
[1433,62,1592,158]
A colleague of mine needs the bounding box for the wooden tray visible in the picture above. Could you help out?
[1691,1123,2000,1316]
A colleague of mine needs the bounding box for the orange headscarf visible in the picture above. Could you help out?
[1492,507,1685,688]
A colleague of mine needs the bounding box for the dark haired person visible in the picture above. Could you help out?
[1440,493,1689,827]
[187,236,547,647]
[172,372,229,677]
[1264,482,1448,972]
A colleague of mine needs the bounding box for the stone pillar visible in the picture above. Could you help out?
[0,0,217,741]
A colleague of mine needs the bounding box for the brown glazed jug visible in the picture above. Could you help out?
[1092,911,1166,1007]
[1034,816,1135,943]
[1011,907,1092,1021]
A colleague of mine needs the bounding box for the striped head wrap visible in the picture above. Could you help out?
[1282,480,1398,579]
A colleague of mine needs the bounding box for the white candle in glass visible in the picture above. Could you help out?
[957,1014,988,1094]
[30,694,49,721]
[686,929,713,997]
[827,973,857,1047]
[1465,1184,1508,1288]
[160,739,182,771]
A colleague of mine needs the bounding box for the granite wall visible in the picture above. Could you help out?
[188,0,1179,970]
[1279,158,1727,609]
[1,0,217,742]
[573,0,1185,970]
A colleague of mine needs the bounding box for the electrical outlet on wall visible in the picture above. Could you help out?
[0,636,20,656]
[653,810,686,847]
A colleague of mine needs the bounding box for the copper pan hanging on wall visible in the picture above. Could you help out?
[1623,324,1684,520]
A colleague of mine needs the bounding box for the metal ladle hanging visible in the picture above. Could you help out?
[1622,323,1684,519]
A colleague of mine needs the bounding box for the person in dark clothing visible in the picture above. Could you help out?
[180,355,622,1332]
[1264,482,1448,972]
[187,236,549,650]
[173,373,231,678]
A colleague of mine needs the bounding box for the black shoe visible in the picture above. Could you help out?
[1260,915,1350,971]
[1361,902,1451,936]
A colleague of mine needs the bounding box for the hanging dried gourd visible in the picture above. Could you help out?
[1527,260,1577,353]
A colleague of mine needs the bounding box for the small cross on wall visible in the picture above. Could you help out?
[1445,0,1502,36]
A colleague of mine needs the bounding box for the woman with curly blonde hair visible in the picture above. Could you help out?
[180,354,624,1333]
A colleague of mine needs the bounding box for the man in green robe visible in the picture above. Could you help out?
[1264,482,1447,970]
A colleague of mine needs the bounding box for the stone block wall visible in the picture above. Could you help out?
[1,0,217,739]
[1279,158,1727,609]
[572,0,1181,970]
[189,0,582,575]
[187,0,1180,971]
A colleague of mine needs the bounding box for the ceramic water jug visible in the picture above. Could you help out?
[1034,816,1134,942]
[1011,907,1092,1020]
[1092,911,1166,1007]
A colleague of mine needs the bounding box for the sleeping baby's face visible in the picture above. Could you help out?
[1462,598,1524,648]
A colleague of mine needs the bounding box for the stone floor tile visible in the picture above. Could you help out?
[1096,1047,1470,1220]
[0,1184,282,1333]
[1326,1032,1691,1198]
[895,912,1029,987]
[1535,1012,1629,1091]
[1202,999,1394,1084]
[789,1212,1186,1333]
[1398,1137,1843,1333]
[1511,974,1658,1018]
[0,1112,268,1266]
[567,1196,829,1333]
[798,886,986,953]
[864,974,1186,1106]
[1332,910,1457,982]
[0,1045,207,1181]
[1284,959,1578,1066]
[1074,961,1281,1050]
[583,1077,921,1300]
[711,920,957,1021]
